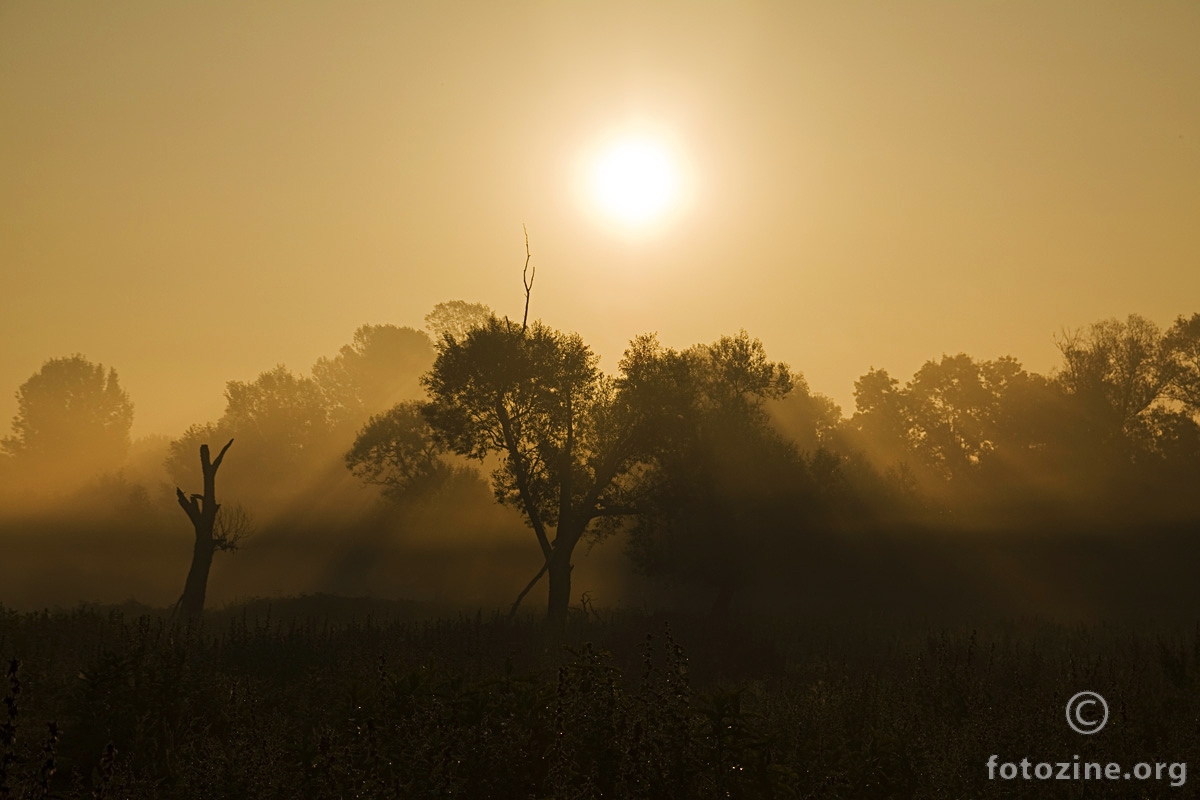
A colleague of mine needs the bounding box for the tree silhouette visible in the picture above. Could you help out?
[345,400,457,501]
[424,300,495,346]
[848,355,1072,498]
[1165,313,1200,412]
[422,317,680,620]
[1055,314,1176,446]
[312,324,434,431]
[174,439,237,618]
[166,365,332,494]
[766,375,842,453]
[622,332,802,614]
[1,355,134,486]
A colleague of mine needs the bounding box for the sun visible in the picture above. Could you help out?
[590,138,679,227]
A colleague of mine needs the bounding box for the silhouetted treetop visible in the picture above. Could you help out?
[2,354,133,483]
[1055,314,1176,441]
[312,324,434,430]
[167,365,332,490]
[424,300,495,347]
[1165,313,1200,411]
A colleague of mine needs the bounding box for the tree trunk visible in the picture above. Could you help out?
[180,536,215,618]
[546,546,575,622]
[175,439,233,619]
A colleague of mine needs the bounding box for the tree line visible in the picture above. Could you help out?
[2,305,1199,619]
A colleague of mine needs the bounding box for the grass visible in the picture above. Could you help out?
[0,599,1197,798]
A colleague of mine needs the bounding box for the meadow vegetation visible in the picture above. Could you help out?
[3,601,1199,798]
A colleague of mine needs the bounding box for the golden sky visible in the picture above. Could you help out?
[2,1,1198,437]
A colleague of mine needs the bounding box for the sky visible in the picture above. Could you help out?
[2,1,1198,438]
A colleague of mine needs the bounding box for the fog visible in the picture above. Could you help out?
[2,304,1198,622]
[2,1,1200,621]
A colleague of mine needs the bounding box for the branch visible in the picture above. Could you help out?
[495,401,553,560]
[577,450,629,525]
[509,554,552,617]
[521,224,535,333]
[213,503,252,552]
[175,487,200,524]
[211,438,234,472]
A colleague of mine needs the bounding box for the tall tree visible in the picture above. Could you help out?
[846,367,914,473]
[1055,314,1176,445]
[624,333,803,614]
[2,355,134,484]
[422,317,679,620]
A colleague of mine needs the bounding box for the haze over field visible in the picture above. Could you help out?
[3,1,1199,437]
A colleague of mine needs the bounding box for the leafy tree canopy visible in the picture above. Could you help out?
[2,354,134,482]
[312,324,434,430]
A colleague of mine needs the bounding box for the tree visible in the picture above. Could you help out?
[174,439,241,618]
[222,365,331,454]
[2,355,134,486]
[849,355,1065,484]
[1054,314,1176,446]
[846,367,912,469]
[422,316,674,620]
[766,375,842,453]
[345,401,458,501]
[1165,313,1200,413]
[167,365,332,493]
[424,300,495,346]
[312,325,435,431]
[623,332,804,614]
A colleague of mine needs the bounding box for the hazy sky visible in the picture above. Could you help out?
[2,1,1198,437]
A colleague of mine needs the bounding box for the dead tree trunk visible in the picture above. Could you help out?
[175,439,233,618]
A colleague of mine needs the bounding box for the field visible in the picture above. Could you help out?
[2,598,1198,799]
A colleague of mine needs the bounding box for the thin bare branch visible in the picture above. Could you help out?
[213,503,253,552]
[521,224,535,332]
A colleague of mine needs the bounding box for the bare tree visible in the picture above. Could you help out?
[174,439,234,618]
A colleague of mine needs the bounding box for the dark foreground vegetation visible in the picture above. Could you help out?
[2,600,1199,799]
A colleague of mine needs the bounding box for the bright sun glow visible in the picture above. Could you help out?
[591,139,679,227]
